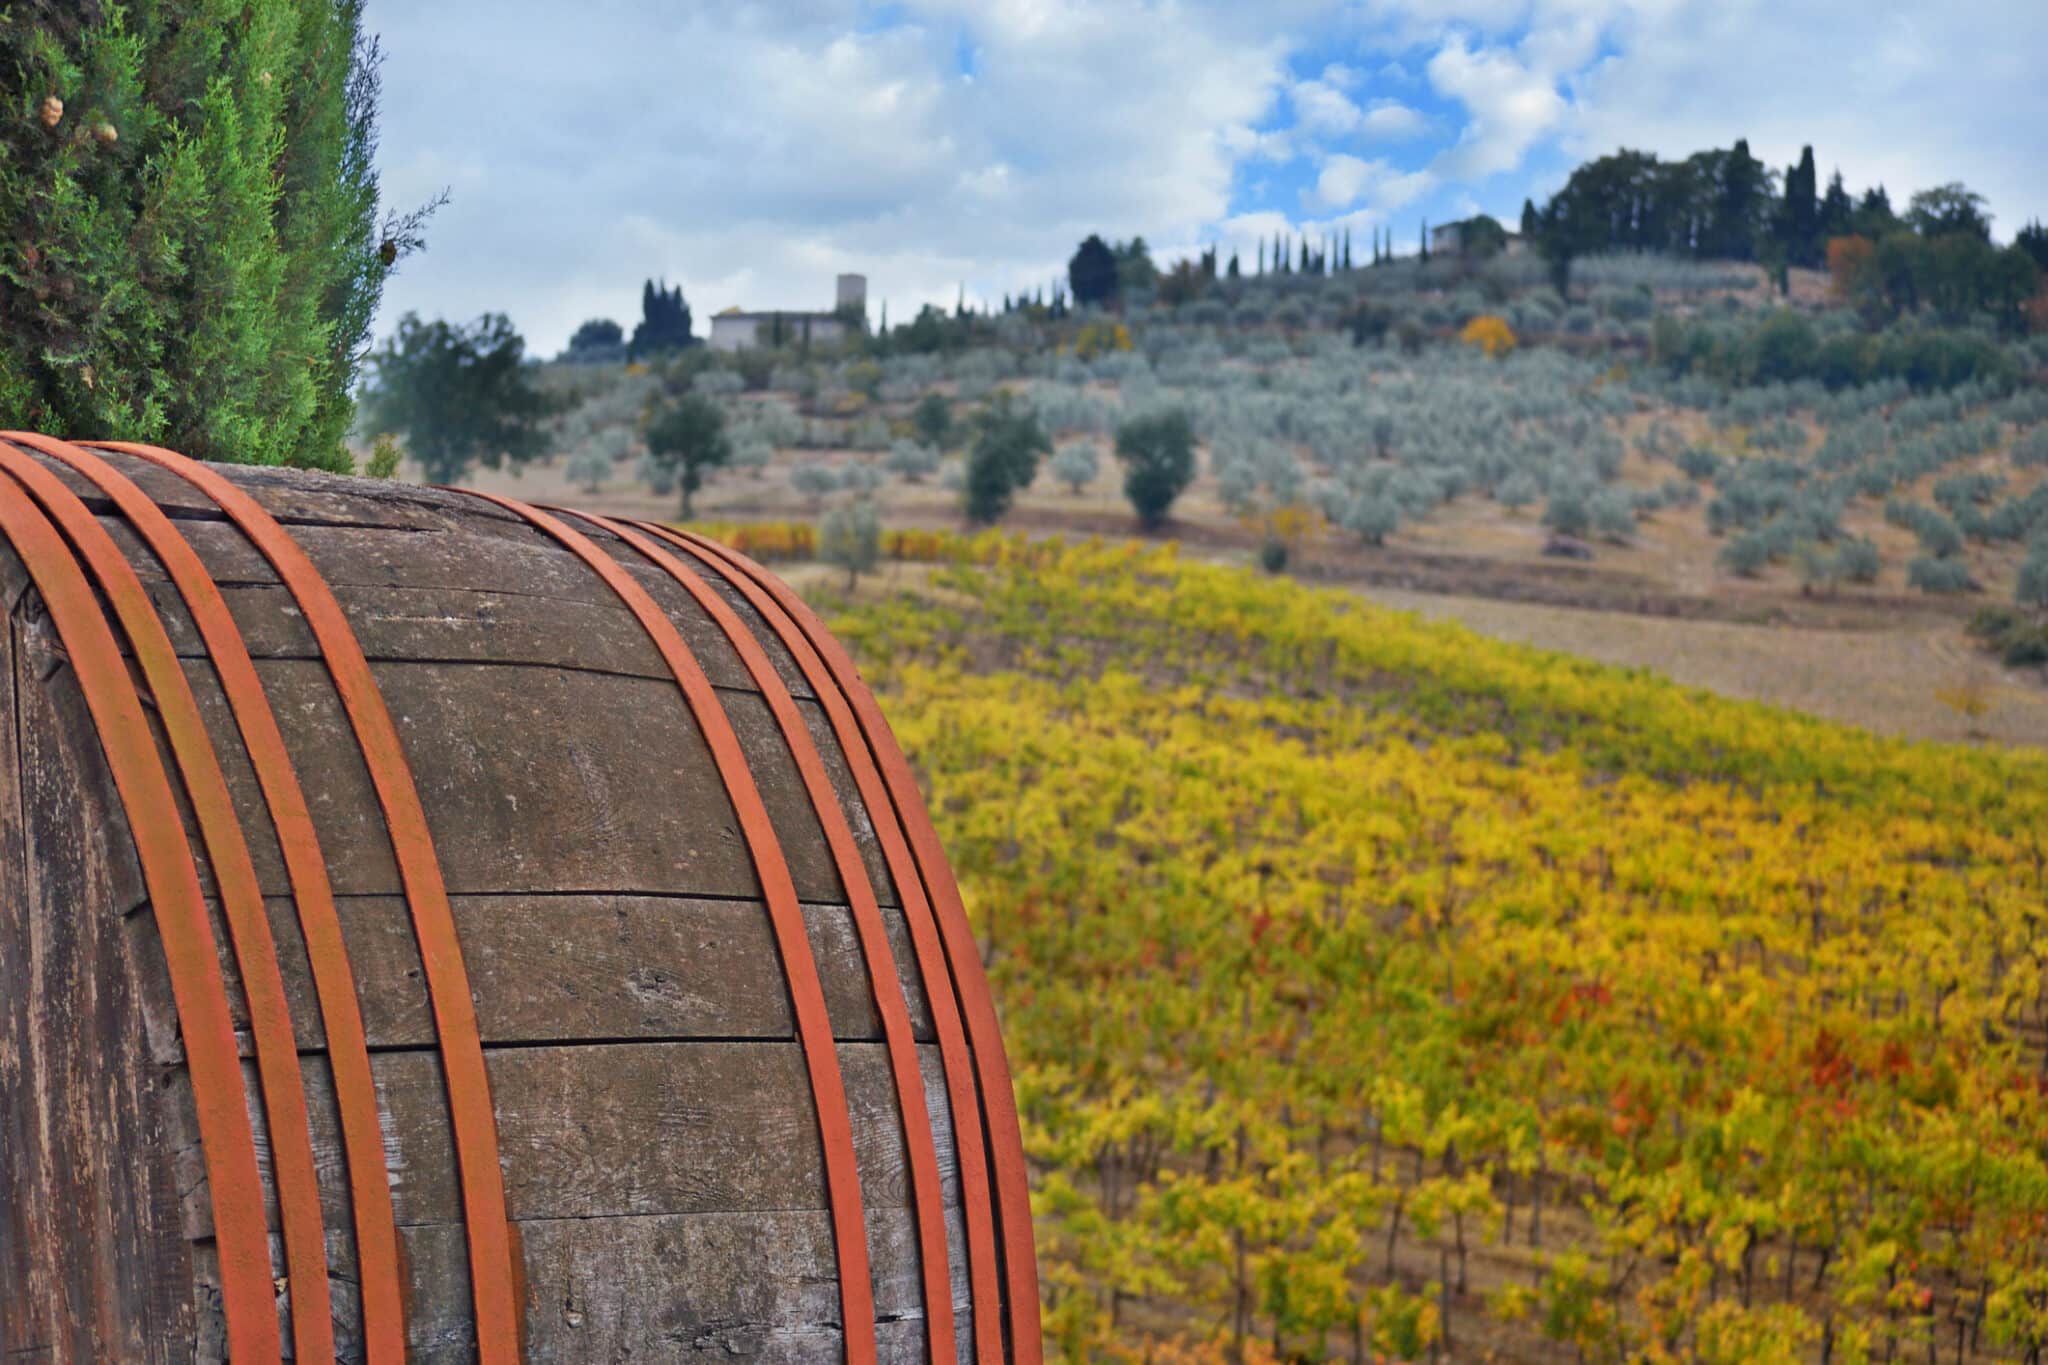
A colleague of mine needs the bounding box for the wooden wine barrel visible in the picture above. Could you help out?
[0,434,1040,1364]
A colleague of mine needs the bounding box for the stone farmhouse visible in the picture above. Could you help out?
[707,274,868,352]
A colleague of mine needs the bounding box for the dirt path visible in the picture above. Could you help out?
[1352,584,2047,749]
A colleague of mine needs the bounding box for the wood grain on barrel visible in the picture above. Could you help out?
[0,442,1031,1361]
[0,439,339,1363]
[98,439,524,1365]
[0,477,279,1360]
[663,528,1045,1365]
[563,507,958,1365]
[21,432,408,1362]
[641,521,1010,1365]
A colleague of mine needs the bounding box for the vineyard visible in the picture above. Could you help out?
[813,537,2048,1363]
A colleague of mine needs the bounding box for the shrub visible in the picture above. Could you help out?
[790,462,840,505]
[1543,489,1590,537]
[1913,511,1965,558]
[2001,626,2048,667]
[819,499,881,588]
[1588,489,1636,543]
[1114,409,1197,528]
[364,434,403,480]
[885,439,941,482]
[1258,536,1289,573]
[1719,530,1773,577]
[564,449,610,493]
[913,392,954,448]
[1908,556,1977,593]
[1497,471,1541,510]
[1051,441,1101,494]
[2018,544,2048,608]
[1344,494,1401,546]
[840,461,884,496]
[1836,539,1883,582]
[1458,315,1518,358]
[2013,428,2048,468]
[1677,446,1722,480]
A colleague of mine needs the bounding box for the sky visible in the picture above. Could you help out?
[362,0,2048,359]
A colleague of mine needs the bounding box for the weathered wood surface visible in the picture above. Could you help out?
[4,556,196,1362]
[0,445,1015,1362]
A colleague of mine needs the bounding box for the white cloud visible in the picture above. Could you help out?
[368,0,1292,350]
[1359,101,1429,139]
[1306,154,1437,211]
[1426,33,1568,179]
[1312,154,1376,208]
[1562,0,2048,239]
[361,0,2048,355]
[1292,78,1365,135]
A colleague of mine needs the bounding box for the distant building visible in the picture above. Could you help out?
[1431,218,1524,258]
[708,273,868,352]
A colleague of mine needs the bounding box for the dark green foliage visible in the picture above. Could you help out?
[1448,215,1508,259]
[564,318,626,363]
[1113,408,1196,528]
[1068,234,1118,307]
[1775,145,1820,268]
[1906,183,1992,240]
[1747,311,1819,383]
[644,391,730,517]
[1818,171,1855,243]
[1842,226,2041,332]
[964,392,1050,524]
[2017,222,2048,273]
[1655,312,2018,391]
[630,280,695,357]
[1853,185,1899,240]
[1116,237,1159,295]
[1531,141,1777,273]
[0,0,435,470]
[1258,536,1288,573]
[1341,301,1395,348]
[1677,446,1723,481]
[913,391,954,449]
[360,313,551,485]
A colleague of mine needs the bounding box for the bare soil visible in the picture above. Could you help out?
[439,439,2048,752]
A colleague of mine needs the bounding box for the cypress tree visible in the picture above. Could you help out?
[1778,144,1819,268]
[0,0,437,471]
[1521,198,1539,240]
[1420,220,1430,263]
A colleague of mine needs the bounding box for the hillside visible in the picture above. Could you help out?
[806,538,2048,1363]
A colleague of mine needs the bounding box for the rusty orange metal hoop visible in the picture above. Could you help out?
[624,517,1008,1361]
[443,488,880,1365]
[0,439,335,1362]
[8,434,405,1362]
[549,506,958,1365]
[0,471,282,1362]
[654,525,1044,1364]
[85,441,522,1364]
